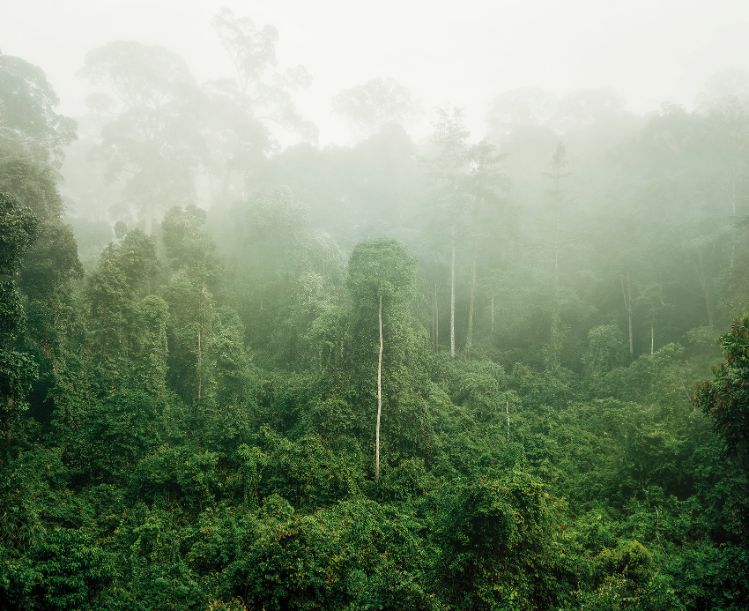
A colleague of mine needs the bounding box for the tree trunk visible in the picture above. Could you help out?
[432,281,439,352]
[450,227,456,358]
[491,293,495,334]
[197,327,202,402]
[465,257,476,353]
[505,396,510,439]
[704,284,715,328]
[196,282,206,404]
[375,292,383,482]
[650,322,654,356]
[553,211,560,295]
[729,171,737,273]
[621,272,633,356]
[695,249,715,327]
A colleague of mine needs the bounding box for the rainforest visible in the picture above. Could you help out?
[1,2,749,609]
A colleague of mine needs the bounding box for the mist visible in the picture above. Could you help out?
[1,2,749,608]
[5,0,749,142]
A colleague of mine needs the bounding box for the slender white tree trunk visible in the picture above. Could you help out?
[650,322,654,356]
[197,327,202,402]
[695,250,715,327]
[375,292,383,482]
[450,226,456,358]
[553,211,560,295]
[491,293,495,334]
[197,283,204,403]
[729,171,737,272]
[432,281,439,352]
[466,257,476,353]
[621,272,633,356]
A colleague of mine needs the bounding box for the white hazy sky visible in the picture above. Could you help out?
[2,0,749,144]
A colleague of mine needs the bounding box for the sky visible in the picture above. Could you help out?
[2,0,749,145]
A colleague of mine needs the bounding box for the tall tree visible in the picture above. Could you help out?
[81,42,204,231]
[347,238,415,480]
[86,229,159,394]
[332,77,418,138]
[542,142,570,370]
[0,193,38,458]
[161,204,252,441]
[427,108,470,357]
[212,9,316,143]
[161,206,218,409]
[0,53,76,167]
[0,55,84,431]
[695,314,749,468]
[462,139,510,353]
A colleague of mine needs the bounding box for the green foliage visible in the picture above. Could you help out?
[228,499,433,609]
[131,445,220,510]
[346,238,434,461]
[243,429,363,511]
[439,471,562,608]
[0,192,39,455]
[134,295,169,398]
[584,323,627,378]
[0,192,38,281]
[3,48,749,609]
[0,53,76,166]
[86,230,160,394]
[57,390,164,487]
[696,314,749,466]
[347,237,416,303]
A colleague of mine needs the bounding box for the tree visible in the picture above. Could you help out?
[439,472,560,608]
[462,139,510,354]
[551,88,628,133]
[212,9,316,143]
[0,53,76,166]
[134,295,169,400]
[347,238,415,480]
[637,281,668,355]
[81,42,204,231]
[164,269,215,410]
[161,205,252,443]
[426,115,511,357]
[695,314,749,467]
[161,205,218,278]
[0,156,63,221]
[199,80,270,206]
[0,57,84,433]
[0,154,82,417]
[583,323,626,379]
[216,192,343,366]
[162,207,218,409]
[332,77,418,138]
[427,108,470,357]
[0,192,38,458]
[486,87,558,139]
[86,229,159,394]
[542,142,571,371]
